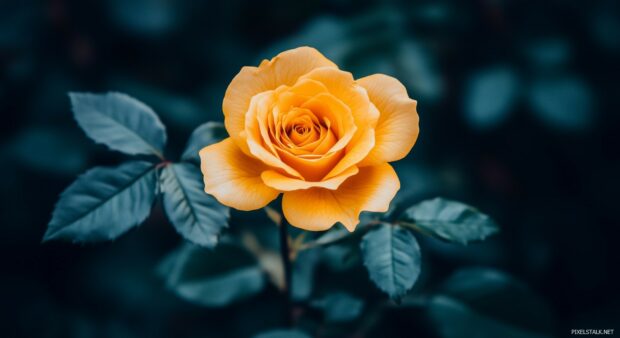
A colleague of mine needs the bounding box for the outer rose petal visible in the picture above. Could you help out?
[261,166,359,191]
[200,138,280,211]
[282,163,400,231]
[357,74,419,166]
[223,47,337,154]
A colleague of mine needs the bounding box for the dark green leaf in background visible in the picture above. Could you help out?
[43,161,157,242]
[311,292,364,322]
[158,243,266,307]
[292,249,320,301]
[160,162,229,247]
[528,76,594,131]
[360,223,421,300]
[464,66,519,130]
[428,268,554,338]
[181,121,227,164]
[69,92,167,158]
[253,329,311,338]
[400,198,498,245]
[4,126,88,176]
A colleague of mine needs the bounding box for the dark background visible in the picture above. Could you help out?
[1,0,619,337]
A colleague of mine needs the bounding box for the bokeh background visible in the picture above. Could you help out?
[1,0,619,337]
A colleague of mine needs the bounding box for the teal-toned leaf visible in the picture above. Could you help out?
[158,243,266,307]
[312,292,364,322]
[464,67,519,130]
[160,163,229,247]
[360,223,421,299]
[524,38,570,69]
[6,126,88,176]
[400,198,498,245]
[429,268,554,338]
[69,92,167,157]
[253,329,311,338]
[106,0,180,37]
[292,249,320,301]
[528,76,594,131]
[181,121,227,163]
[43,161,157,242]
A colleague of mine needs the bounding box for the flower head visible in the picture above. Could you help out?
[200,47,419,231]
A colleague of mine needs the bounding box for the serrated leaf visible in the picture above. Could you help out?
[400,198,498,245]
[429,268,553,338]
[160,163,229,247]
[311,292,364,322]
[69,92,167,157]
[44,161,157,242]
[181,121,227,163]
[360,223,421,299]
[253,329,311,338]
[158,243,266,307]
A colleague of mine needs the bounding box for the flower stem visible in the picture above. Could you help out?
[279,219,293,326]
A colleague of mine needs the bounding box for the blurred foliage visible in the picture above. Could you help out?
[1,0,619,337]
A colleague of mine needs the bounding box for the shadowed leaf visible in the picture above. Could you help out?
[311,292,364,322]
[464,67,519,130]
[181,122,227,164]
[429,268,553,338]
[158,243,266,307]
[528,76,594,131]
[253,329,311,338]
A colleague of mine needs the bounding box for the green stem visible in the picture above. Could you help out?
[297,220,381,251]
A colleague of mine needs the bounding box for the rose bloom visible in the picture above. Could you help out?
[200,47,419,231]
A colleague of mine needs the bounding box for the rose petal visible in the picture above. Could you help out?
[300,67,379,128]
[200,138,280,211]
[261,165,359,191]
[276,146,343,181]
[282,163,400,231]
[357,74,419,166]
[301,92,357,153]
[246,91,304,179]
[300,67,379,179]
[324,127,375,180]
[223,47,337,154]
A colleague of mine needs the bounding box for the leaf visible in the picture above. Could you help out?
[181,121,227,163]
[253,329,311,338]
[428,268,553,338]
[5,126,87,176]
[106,0,180,37]
[360,223,421,299]
[158,243,266,307]
[311,292,364,322]
[160,163,229,247]
[397,40,444,103]
[400,197,498,245]
[528,76,594,131]
[464,67,519,130]
[291,249,320,301]
[43,161,157,242]
[69,92,167,158]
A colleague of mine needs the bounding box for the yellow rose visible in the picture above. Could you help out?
[199,47,419,231]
